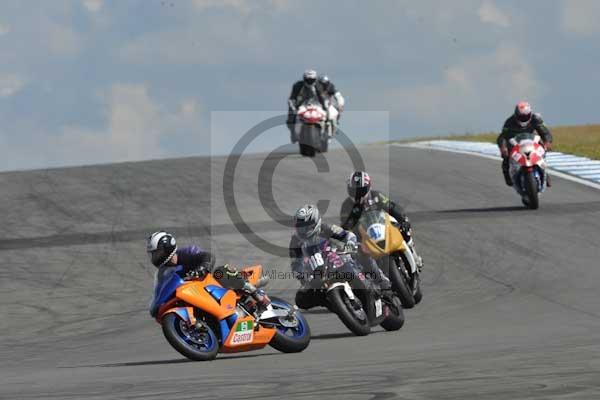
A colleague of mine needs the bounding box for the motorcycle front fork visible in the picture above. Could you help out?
[406,237,424,272]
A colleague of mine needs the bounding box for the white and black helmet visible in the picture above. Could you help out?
[303,69,317,86]
[347,171,372,201]
[293,204,322,240]
[146,231,177,268]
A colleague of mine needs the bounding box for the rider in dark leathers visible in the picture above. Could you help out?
[287,69,329,143]
[147,231,269,317]
[340,171,412,241]
[289,204,391,310]
[340,171,423,275]
[497,101,553,186]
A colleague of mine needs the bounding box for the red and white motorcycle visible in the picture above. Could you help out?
[508,133,548,209]
[293,98,338,157]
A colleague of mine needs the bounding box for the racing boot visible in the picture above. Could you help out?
[375,268,395,303]
[243,282,271,311]
[253,289,271,310]
[295,287,326,310]
[502,158,513,186]
[287,109,298,143]
[546,173,552,188]
[287,115,298,142]
[380,283,395,303]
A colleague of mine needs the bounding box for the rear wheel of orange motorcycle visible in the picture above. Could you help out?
[162,313,219,361]
[267,297,311,353]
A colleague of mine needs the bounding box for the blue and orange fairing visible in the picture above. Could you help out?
[149,264,276,352]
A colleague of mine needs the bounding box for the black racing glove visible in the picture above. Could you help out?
[191,262,213,277]
[399,216,412,233]
[222,263,241,277]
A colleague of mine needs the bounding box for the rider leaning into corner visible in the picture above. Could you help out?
[340,171,424,269]
[146,231,270,318]
[497,101,554,187]
[286,69,344,143]
[288,204,393,310]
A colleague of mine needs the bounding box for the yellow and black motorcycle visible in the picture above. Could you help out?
[357,209,422,308]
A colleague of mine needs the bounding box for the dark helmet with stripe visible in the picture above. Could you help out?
[347,171,372,201]
[146,231,177,267]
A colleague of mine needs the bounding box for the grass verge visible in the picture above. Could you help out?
[404,124,600,160]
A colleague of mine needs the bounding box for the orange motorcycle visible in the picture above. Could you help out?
[150,265,310,361]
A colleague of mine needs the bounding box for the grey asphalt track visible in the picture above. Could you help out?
[1,145,600,399]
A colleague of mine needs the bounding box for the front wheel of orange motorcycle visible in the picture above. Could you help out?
[162,312,219,361]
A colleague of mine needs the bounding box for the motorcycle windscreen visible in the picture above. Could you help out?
[514,132,536,142]
[149,266,185,316]
[359,210,387,242]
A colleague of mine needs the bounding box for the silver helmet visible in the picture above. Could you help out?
[303,69,317,86]
[293,204,322,240]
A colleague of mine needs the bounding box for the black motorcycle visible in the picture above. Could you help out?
[298,237,405,336]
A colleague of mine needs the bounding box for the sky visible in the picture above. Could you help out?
[1,0,600,171]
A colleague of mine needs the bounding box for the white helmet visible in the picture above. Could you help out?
[293,204,322,240]
[146,231,177,267]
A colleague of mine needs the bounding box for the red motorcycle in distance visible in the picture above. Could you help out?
[508,133,548,209]
[294,98,337,157]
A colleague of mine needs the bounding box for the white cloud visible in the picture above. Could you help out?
[119,22,269,66]
[478,1,511,28]
[121,0,294,65]
[56,84,203,165]
[493,44,538,99]
[0,74,26,98]
[0,22,10,36]
[83,0,103,13]
[378,43,540,130]
[561,0,600,35]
